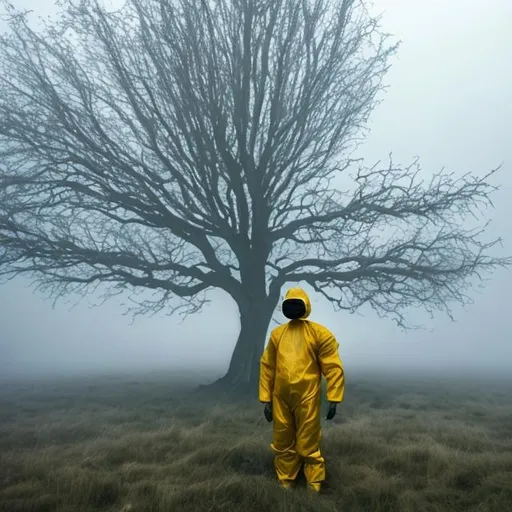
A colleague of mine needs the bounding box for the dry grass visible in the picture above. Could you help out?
[1,371,511,512]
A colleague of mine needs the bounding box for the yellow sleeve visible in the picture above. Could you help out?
[317,327,345,403]
[259,332,277,403]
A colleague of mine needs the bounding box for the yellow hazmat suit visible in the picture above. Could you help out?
[259,287,345,491]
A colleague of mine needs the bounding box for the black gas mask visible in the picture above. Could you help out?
[282,298,306,320]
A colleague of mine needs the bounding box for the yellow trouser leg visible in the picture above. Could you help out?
[271,395,301,485]
[294,393,325,485]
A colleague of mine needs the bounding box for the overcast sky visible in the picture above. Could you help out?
[0,0,511,380]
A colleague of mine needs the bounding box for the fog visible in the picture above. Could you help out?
[0,0,511,381]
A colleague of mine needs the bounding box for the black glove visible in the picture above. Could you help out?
[326,402,337,420]
[263,402,273,423]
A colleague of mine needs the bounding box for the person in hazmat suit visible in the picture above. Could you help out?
[259,287,345,493]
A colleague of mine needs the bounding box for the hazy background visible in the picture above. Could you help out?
[0,0,511,380]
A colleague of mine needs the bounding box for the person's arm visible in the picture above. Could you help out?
[317,327,345,403]
[259,332,277,403]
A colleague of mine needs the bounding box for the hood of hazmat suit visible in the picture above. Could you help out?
[258,287,345,489]
[281,287,311,320]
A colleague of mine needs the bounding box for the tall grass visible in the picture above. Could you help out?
[1,372,511,511]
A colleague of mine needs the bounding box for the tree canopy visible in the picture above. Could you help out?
[0,0,509,387]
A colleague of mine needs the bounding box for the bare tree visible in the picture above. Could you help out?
[0,0,509,390]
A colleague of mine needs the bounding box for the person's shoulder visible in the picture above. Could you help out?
[306,320,335,339]
[270,323,287,337]
[306,320,333,332]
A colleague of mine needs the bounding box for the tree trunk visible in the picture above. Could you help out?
[222,296,276,393]
[197,237,279,397]
[200,290,278,397]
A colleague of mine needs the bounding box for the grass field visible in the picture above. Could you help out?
[0,370,511,512]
